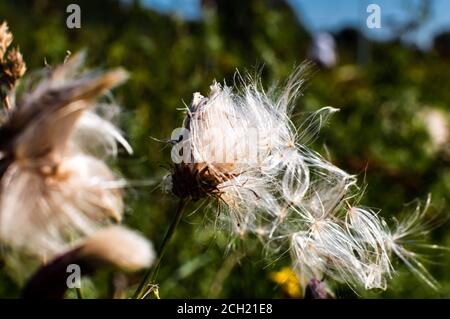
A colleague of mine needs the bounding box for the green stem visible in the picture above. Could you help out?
[133,199,187,299]
[76,287,83,299]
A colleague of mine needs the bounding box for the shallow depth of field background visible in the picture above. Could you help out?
[0,0,449,298]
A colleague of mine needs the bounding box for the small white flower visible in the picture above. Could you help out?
[421,108,449,151]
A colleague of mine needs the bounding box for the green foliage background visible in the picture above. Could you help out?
[0,0,449,298]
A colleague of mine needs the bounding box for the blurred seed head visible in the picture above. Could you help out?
[23,225,154,298]
[78,225,155,272]
[0,52,131,258]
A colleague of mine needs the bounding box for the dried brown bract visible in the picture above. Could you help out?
[0,22,26,110]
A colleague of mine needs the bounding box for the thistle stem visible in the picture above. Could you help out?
[76,287,83,299]
[133,199,186,299]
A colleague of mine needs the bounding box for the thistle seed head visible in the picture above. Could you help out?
[167,65,439,291]
[0,52,131,258]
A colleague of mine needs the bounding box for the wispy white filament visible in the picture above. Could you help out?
[169,65,439,291]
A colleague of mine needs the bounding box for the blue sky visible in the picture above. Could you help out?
[140,0,450,49]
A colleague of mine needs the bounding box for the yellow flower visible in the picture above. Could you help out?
[270,267,302,298]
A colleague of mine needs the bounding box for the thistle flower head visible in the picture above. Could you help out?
[0,52,131,258]
[167,65,439,292]
[168,75,302,234]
